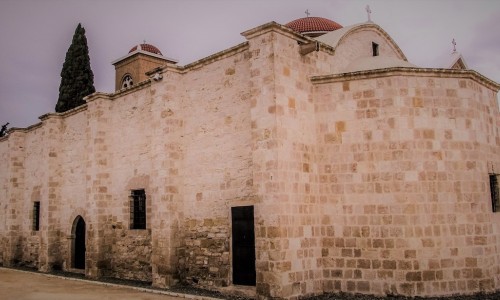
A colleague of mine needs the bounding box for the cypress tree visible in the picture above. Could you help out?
[56,23,95,113]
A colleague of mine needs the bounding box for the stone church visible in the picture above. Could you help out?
[1,14,499,299]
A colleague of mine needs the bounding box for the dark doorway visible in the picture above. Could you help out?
[231,206,256,286]
[73,216,86,269]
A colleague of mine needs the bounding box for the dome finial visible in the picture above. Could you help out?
[305,9,310,17]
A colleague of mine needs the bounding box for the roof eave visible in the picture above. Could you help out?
[111,50,178,65]
[311,67,500,92]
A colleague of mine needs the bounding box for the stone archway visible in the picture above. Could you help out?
[71,216,86,269]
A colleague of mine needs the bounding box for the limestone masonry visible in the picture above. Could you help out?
[1,16,500,299]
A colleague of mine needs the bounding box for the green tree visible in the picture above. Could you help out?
[0,122,9,137]
[56,23,95,113]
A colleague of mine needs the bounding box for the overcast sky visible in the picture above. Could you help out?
[1,0,499,128]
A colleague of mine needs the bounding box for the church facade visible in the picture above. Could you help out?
[1,16,500,299]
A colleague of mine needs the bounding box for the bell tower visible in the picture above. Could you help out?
[111,43,177,91]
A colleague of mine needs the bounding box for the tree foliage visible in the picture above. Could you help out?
[0,122,9,137]
[55,23,95,113]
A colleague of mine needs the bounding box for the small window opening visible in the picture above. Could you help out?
[33,201,40,231]
[372,42,379,57]
[130,189,146,229]
[121,74,134,89]
[490,174,499,212]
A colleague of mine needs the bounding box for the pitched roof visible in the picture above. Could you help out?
[447,52,468,69]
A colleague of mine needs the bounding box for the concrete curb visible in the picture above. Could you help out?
[1,267,222,300]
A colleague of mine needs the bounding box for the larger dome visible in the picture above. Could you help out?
[129,43,163,56]
[285,17,343,37]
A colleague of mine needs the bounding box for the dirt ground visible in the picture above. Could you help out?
[0,268,190,300]
[2,267,499,300]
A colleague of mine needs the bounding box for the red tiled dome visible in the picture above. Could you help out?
[129,43,163,55]
[285,17,343,36]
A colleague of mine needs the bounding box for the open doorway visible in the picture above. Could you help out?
[72,216,86,269]
[231,206,256,286]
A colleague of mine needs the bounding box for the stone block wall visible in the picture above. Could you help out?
[242,24,333,298]
[58,110,89,271]
[20,126,44,269]
[2,130,27,266]
[148,71,184,287]
[87,88,154,280]
[39,115,66,271]
[176,44,253,288]
[108,228,152,281]
[178,218,230,287]
[0,125,45,269]
[256,31,328,298]
[244,28,285,298]
[0,135,11,266]
[314,72,500,296]
[21,234,40,268]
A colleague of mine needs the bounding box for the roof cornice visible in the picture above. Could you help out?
[0,104,90,139]
[311,67,500,91]
[153,42,250,75]
[241,21,322,44]
[111,50,178,65]
[241,21,335,54]
[39,104,88,121]
[179,42,249,72]
[86,79,153,101]
[149,22,336,76]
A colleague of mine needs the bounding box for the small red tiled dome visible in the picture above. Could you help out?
[285,17,343,36]
[129,43,163,55]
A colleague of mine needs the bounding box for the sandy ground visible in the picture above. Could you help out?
[0,268,184,300]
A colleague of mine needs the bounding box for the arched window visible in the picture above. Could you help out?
[121,74,134,89]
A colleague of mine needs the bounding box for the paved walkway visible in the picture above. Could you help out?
[0,268,193,300]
